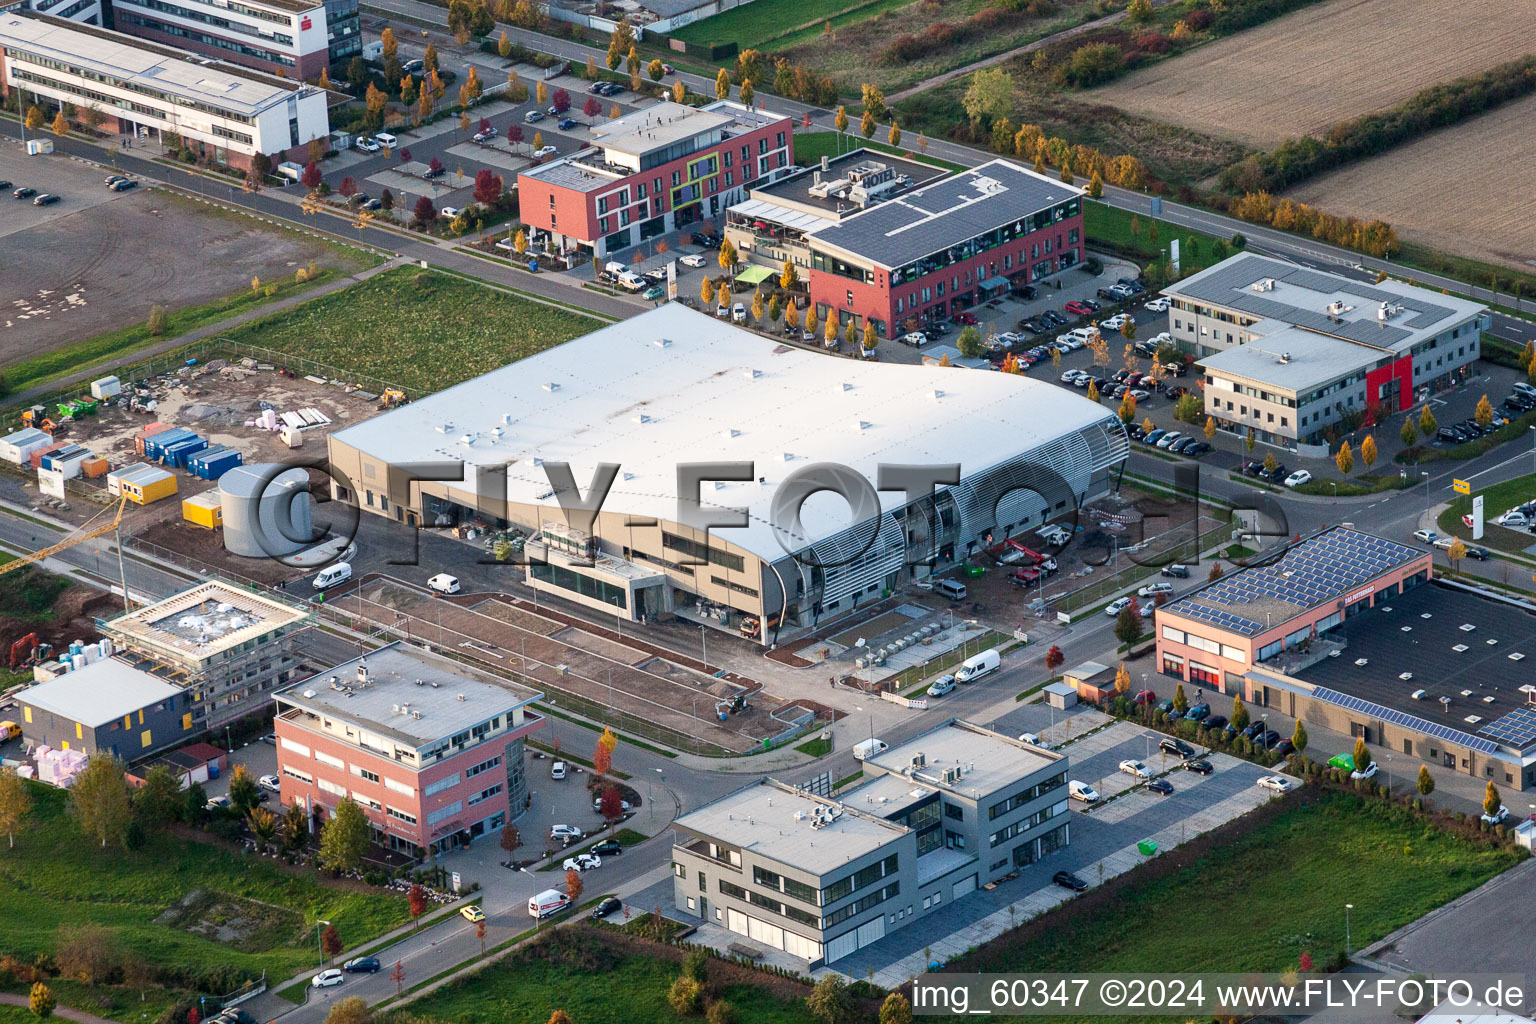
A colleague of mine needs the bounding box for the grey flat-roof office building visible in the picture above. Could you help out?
[670,720,1069,966]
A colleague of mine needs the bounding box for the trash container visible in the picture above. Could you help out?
[530,258,539,272]
[1137,839,1158,856]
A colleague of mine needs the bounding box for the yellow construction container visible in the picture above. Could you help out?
[181,491,223,529]
[121,466,177,505]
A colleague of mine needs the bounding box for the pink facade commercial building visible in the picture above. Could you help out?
[273,642,544,859]
[517,99,793,260]
[1154,527,1431,699]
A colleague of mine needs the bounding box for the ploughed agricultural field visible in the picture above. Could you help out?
[1088,0,1534,147]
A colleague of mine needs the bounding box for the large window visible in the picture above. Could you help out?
[530,562,629,609]
[662,532,745,573]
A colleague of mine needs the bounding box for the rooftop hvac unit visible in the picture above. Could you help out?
[411,710,422,719]
[1411,689,1427,700]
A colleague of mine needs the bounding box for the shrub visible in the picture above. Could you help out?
[1183,7,1212,29]
[1054,42,1124,88]
[668,976,704,1015]
[682,949,708,983]
[1132,31,1170,53]
[706,1001,737,1024]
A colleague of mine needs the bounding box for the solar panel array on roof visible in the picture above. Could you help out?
[1478,706,1536,748]
[1169,529,1422,636]
[1310,686,1504,754]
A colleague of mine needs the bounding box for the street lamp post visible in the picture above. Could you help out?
[701,625,707,669]
[315,918,331,966]
[1344,903,1353,957]
[1422,471,1431,520]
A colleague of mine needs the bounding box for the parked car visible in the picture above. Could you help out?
[1162,563,1189,578]
[473,131,496,143]
[550,761,568,780]
[33,194,59,206]
[343,957,381,973]
[927,675,957,697]
[731,303,747,322]
[1146,778,1174,795]
[258,774,281,792]
[111,178,138,192]
[402,58,424,73]
[1202,715,1228,731]
[1256,775,1293,793]
[1053,871,1090,893]
[1284,470,1312,488]
[557,117,579,130]
[1064,300,1093,316]
[642,285,665,301]
[1104,596,1133,617]
[312,970,344,988]
[953,311,979,325]
[1413,528,1439,544]
[1350,762,1379,780]
[1118,759,1151,780]
[0,180,11,191]
[562,853,602,872]
[354,137,380,152]
[1132,689,1156,705]
[12,187,37,199]
[1255,729,1281,749]
[459,905,486,922]
[592,795,632,812]
[1160,738,1195,759]
[591,896,623,919]
[1100,313,1131,331]
[440,206,460,219]
[1156,432,1184,449]
[591,838,624,856]
[1138,582,1174,598]
[533,145,558,157]
[1182,758,1213,775]
[901,331,929,347]
[524,109,545,122]
[549,824,584,840]
[1271,739,1296,757]
[680,253,707,268]
[1184,703,1210,721]
[1144,297,1170,312]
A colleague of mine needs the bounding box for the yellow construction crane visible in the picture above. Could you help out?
[0,495,133,608]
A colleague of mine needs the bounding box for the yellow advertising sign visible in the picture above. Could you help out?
[1452,479,1470,495]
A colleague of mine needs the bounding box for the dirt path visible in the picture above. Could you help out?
[0,993,120,1024]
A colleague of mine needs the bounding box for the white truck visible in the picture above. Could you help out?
[954,649,1000,683]
[852,738,888,761]
[529,889,570,919]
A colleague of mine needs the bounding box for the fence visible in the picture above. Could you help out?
[1053,516,1233,613]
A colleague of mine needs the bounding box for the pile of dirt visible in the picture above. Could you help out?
[0,570,115,661]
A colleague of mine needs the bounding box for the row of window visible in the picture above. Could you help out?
[117,0,297,44]
[426,800,462,826]
[989,803,1060,848]
[661,531,745,572]
[820,852,899,906]
[280,735,416,797]
[465,754,502,779]
[887,201,1080,285]
[467,783,503,807]
[823,882,900,928]
[987,771,1066,820]
[752,866,820,906]
[1160,625,1248,664]
[9,48,260,123]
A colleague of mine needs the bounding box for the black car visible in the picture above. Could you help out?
[1271,739,1296,757]
[13,187,37,199]
[110,179,138,192]
[1437,427,1466,444]
[1203,714,1228,731]
[1160,737,1195,759]
[1263,463,1289,483]
[1081,298,1101,311]
[1507,394,1535,410]
[1242,721,1266,740]
[1161,564,1190,578]
[1182,441,1213,456]
[0,180,10,191]
[1182,757,1213,775]
[343,957,381,974]
[591,838,623,856]
[33,194,59,206]
[1256,729,1281,748]
[1013,284,1037,300]
[1042,310,1068,327]
[1146,778,1174,795]
[1164,386,1189,400]
[591,896,622,920]
[1465,546,1490,560]
[1053,870,1090,893]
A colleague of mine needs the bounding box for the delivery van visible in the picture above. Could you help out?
[936,579,967,601]
[1069,780,1100,803]
[0,721,20,742]
[852,738,888,761]
[529,889,571,919]
[312,562,352,590]
[954,649,1000,683]
[427,573,460,595]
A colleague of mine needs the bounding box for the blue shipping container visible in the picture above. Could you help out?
[194,449,243,480]
[143,428,194,459]
[161,437,208,468]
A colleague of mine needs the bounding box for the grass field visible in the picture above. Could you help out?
[955,792,1520,1003]
[1091,0,1534,148]
[1083,201,1225,274]
[0,978,189,1024]
[791,131,963,173]
[384,931,814,1024]
[0,782,408,995]
[1435,472,1536,553]
[220,268,601,393]
[1289,94,1536,272]
[670,0,888,49]
[3,268,341,398]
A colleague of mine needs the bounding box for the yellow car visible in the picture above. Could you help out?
[460,905,486,923]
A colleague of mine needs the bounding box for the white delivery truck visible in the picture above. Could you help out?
[529,889,570,919]
[954,649,1000,683]
[852,738,888,761]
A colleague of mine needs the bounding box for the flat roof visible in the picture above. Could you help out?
[866,719,1062,798]
[103,581,307,658]
[326,304,1123,563]
[588,102,734,157]
[18,659,183,728]
[1291,583,1536,754]
[673,778,909,876]
[1196,326,1378,393]
[0,14,312,116]
[806,159,1081,270]
[1162,527,1426,638]
[751,147,949,219]
[842,773,937,818]
[278,642,541,747]
[1165,254,1485,357]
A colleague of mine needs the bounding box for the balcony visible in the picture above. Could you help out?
[677,838,741,872]
[1261,634,1347,676]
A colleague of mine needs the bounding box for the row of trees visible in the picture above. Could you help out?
[1224,190,1399,258]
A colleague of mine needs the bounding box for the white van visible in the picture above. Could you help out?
[852,738,888,761]
[529,889,570,919]
[954,649,1000,683]
[1069,780,1100,803]
[427,573,460,594]
[937,579,967,601]
[616,271,646,291]
[374,132,397,148]
[312,562,352,590]
[604,260,629,277]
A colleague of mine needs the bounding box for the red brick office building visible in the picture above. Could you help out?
[273,643,544,860]
[517,99,793,260]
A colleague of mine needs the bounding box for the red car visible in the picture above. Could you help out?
[953,311,979,325]
[1065,301,1093,316]
[1010,568,1043,586]
[1133,689,1157,705]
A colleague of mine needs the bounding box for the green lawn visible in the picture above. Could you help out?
[793,131,964,173]
[793,735,832,757]
[383,931,813,1024]
[219,268,602,393]
[1084,201,1226,274]
[670,0,888,49]
[0,978,189,1024]
[955,792,1519,996]
[2,269,340,398]
[1435,472,1536,553]
[1293,473,1413,497]
[1,783,408,998]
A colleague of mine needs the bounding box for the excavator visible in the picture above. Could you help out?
[377,388,409,410]
[0,495,134,609]
[19,406,65,436]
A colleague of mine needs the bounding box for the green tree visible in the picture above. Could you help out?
[806,975,855,1024]
[132,764,182,828]
[1291,720,1307,753]
[879,992,914,1024]
[1263,452,1278,475]
[1231,695,1250,732]
[498,30,512,58]
[834,105,848,134]
[1483,781,1502,818]
[227,763,260,813]
[0,767,32,848]
[860,109,876,138]
[1114,603,1141,646]
[1121,318,1137,340]
[956,325,984,358]
[647,58,664,82]
[423,42,439,73]
[69,755,131,848]
[861,82,887,119]
[1127,0,1153,20]
[183,782,207,824]
[667,976,703,1015]
[322,997,371,1024]
[961,68,1012,130]
[319,797,369,871]
[1416,765,1435,796]
[1174,393,1203,422]
[1352,736,1372,776]
[1087,170,1103,198]
[739,79,754,106]
[1172,682,1188,714]
[1418,404,1437,436]
[1399,415,1417,447]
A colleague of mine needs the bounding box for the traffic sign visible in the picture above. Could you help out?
[1452,479,1470,495]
